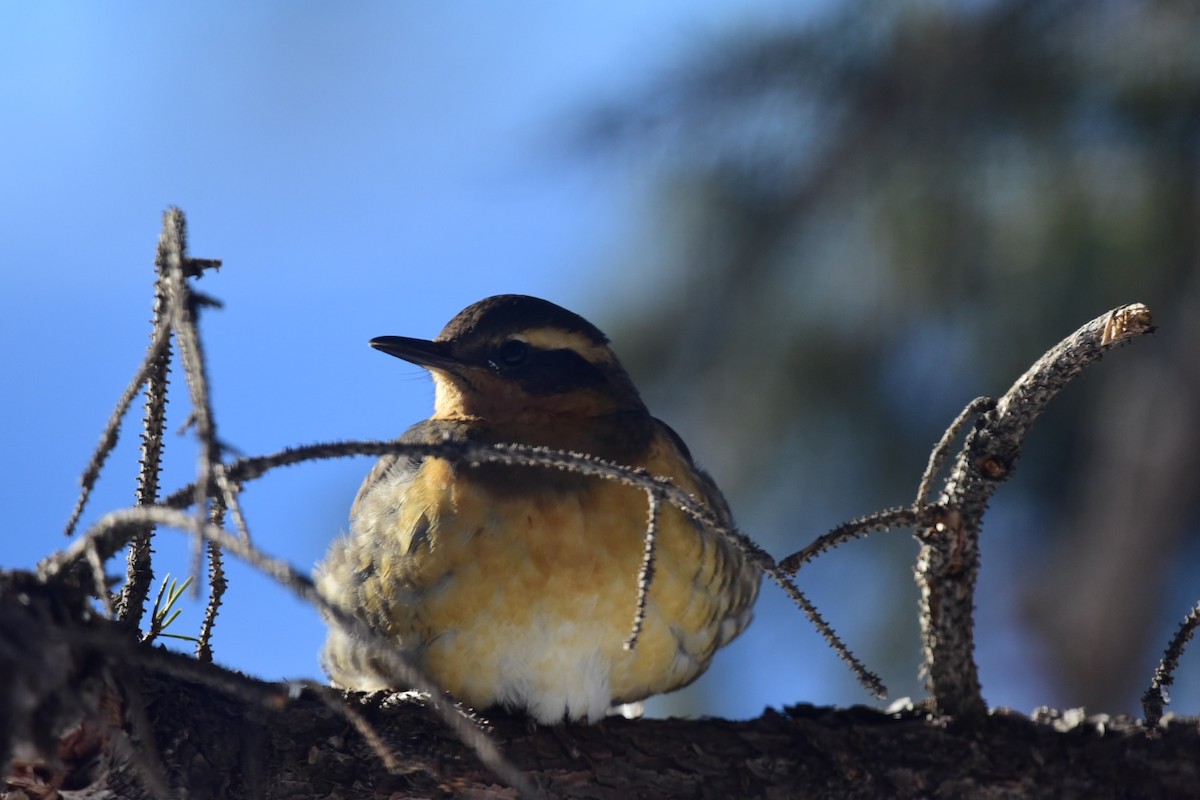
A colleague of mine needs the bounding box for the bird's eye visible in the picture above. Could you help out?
[496,339,531,368]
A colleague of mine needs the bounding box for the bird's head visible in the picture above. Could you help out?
[371,295,647,426]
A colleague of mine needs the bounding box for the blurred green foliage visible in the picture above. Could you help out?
[587,0,1200,714]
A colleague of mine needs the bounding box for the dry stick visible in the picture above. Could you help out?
[114,224,178,629]
[72,208,225,628]
[153,209,239,628]
[196,499,227,663]
[624,489,661,651]
[916,397,995,508]
[778,505,941,575]
[159,438,885,698]
[195,464,245,661]
[158,208,230,589]
[774,398,1001,683]
[917,303,1154,719]
[63,320,174,540]
[1142,600,1200,730]
[42,505,540,800]
[195,542,226,663]
[84,540,115,618]
[780,397,995,575]
[213,463,252,542]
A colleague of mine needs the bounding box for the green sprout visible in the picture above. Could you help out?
[143,573,199,644]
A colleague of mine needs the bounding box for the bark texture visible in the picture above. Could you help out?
[3,572,1197,800]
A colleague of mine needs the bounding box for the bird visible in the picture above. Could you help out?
[315,294,761,724]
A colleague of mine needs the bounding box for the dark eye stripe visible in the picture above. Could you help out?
[505,348,608,395]
[495,340,530,367]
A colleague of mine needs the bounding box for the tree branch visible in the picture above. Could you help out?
[917,304,1155,718]
[3,575,1196,799]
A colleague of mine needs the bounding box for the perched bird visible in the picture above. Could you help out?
[315,294,761,724]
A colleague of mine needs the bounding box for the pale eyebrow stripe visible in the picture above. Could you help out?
[519,328,615,365]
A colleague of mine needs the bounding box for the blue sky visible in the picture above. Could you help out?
[1,3,851,721]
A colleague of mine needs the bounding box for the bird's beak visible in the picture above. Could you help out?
[370,336,463,374]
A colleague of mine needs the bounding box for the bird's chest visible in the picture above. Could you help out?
[407,459,654,603]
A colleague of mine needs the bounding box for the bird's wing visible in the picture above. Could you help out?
[349,419,474,522]
[652,417,736,530]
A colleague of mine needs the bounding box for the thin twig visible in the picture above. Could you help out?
[778,505,941,575]
[624,489,661,651]
[1142,600,1200,731]
[63,320,174,540]
[769,557,885,697]
[114,221,178,629]
[84,540,114,618]
[196,500,227,663]
[213,463,252,542]
[915,397,994,508]
[158,208,223,590]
